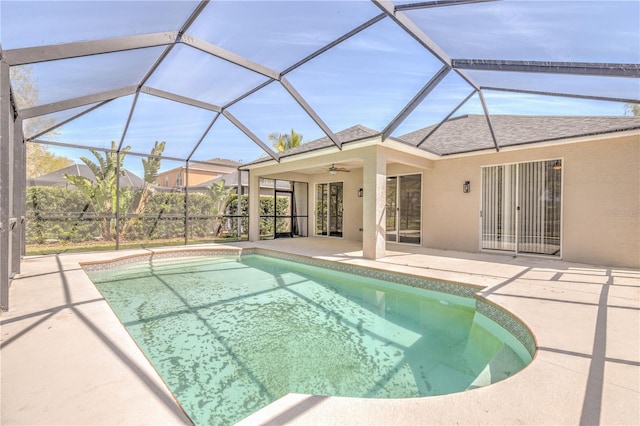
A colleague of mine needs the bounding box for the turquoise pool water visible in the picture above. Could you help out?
[88,254,531,425]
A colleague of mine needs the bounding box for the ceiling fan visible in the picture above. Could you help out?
[327,164,350,175]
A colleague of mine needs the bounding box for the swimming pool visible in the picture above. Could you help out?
[85,250,534,425]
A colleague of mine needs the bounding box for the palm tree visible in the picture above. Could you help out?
[118,140,166,239]
[269,129,304,152]
[624,103,640,116]
[64,140,166,241]
[65,141,131,241]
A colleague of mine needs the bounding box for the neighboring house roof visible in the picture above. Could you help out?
[193,172,291,191]
[396,115,640,156]
[156,158,242,175]
[189,158,242,171]
[27,164,146,189]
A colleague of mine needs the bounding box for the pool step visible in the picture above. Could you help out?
[467,344,523,390]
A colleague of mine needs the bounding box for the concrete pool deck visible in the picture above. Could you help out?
[1,238,638,425]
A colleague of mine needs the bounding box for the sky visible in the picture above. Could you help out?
[2,0,639,176]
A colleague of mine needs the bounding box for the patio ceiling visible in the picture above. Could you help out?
[1,0,639,165]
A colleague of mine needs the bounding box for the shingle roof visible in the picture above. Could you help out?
[243,115,640,167]
[27,164,146,189]
[279,124,379,157]
[242,125,379,166]
[396,115,640,156]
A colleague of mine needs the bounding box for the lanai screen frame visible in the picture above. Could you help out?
[1,0,639,310]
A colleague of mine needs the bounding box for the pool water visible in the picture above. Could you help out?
[88,255,531,425]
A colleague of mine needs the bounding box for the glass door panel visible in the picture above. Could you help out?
[482,164,517,251]
[386,177,398,242]
[315,182,342,237]
[315,184,328,236]
[329,182,343,237]
[275,191,292,238]
[386,174,421,244]
[517,160,562,255]
[398,174,421,244]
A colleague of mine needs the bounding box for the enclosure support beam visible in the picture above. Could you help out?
[372,0,452,66]
[280,77,342,149]
[381,65,450,140]
[452,59,640,78]
[281,13,387,76]
[12,116,24,275]
[417,89,476,148]
[183,36,280,80]
[187,113,220,161]
[222,110,280,162]
[21,86,137,119]
[115,155,121,250]
[117,91,140,152]
[19,119,26,258]
[395,0,498,12]
[480,86,640,105]
[3,32,178,66]
[1,58,13,310]
[371,1,484,95]
[184,161,190,246]
[141,86,222,113]
[237,170,243,241]
[478,90,500,152]
[26,100,113,141]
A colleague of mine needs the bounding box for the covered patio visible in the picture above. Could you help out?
[1,239,638,424]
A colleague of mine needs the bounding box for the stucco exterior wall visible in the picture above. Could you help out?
[306,171,364,242]
[246,134,638,267]
[422,134,640,268]
[155,168,223,188]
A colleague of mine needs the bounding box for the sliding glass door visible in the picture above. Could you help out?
[386,174,421,244]
[315,182,343,237]
[482,159,562,256]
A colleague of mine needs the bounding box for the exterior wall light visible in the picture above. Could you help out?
[357,188,363,198]
[463,180,471,193]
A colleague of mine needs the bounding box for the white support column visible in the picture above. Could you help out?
[362,147,386,260]
[248,171,261,242]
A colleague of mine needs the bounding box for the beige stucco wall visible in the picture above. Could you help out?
[423,134,640,268]
[155,168,223,188]
[246,134,639,268]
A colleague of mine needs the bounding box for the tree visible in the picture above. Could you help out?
[118,141,166,239]
[64,141,131,241]
[269,129,303,152]
[624,103,640,116]
[208,179,233,236]
[64,141,166,241]
[26,144,74,178]
[10,65,72,178]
